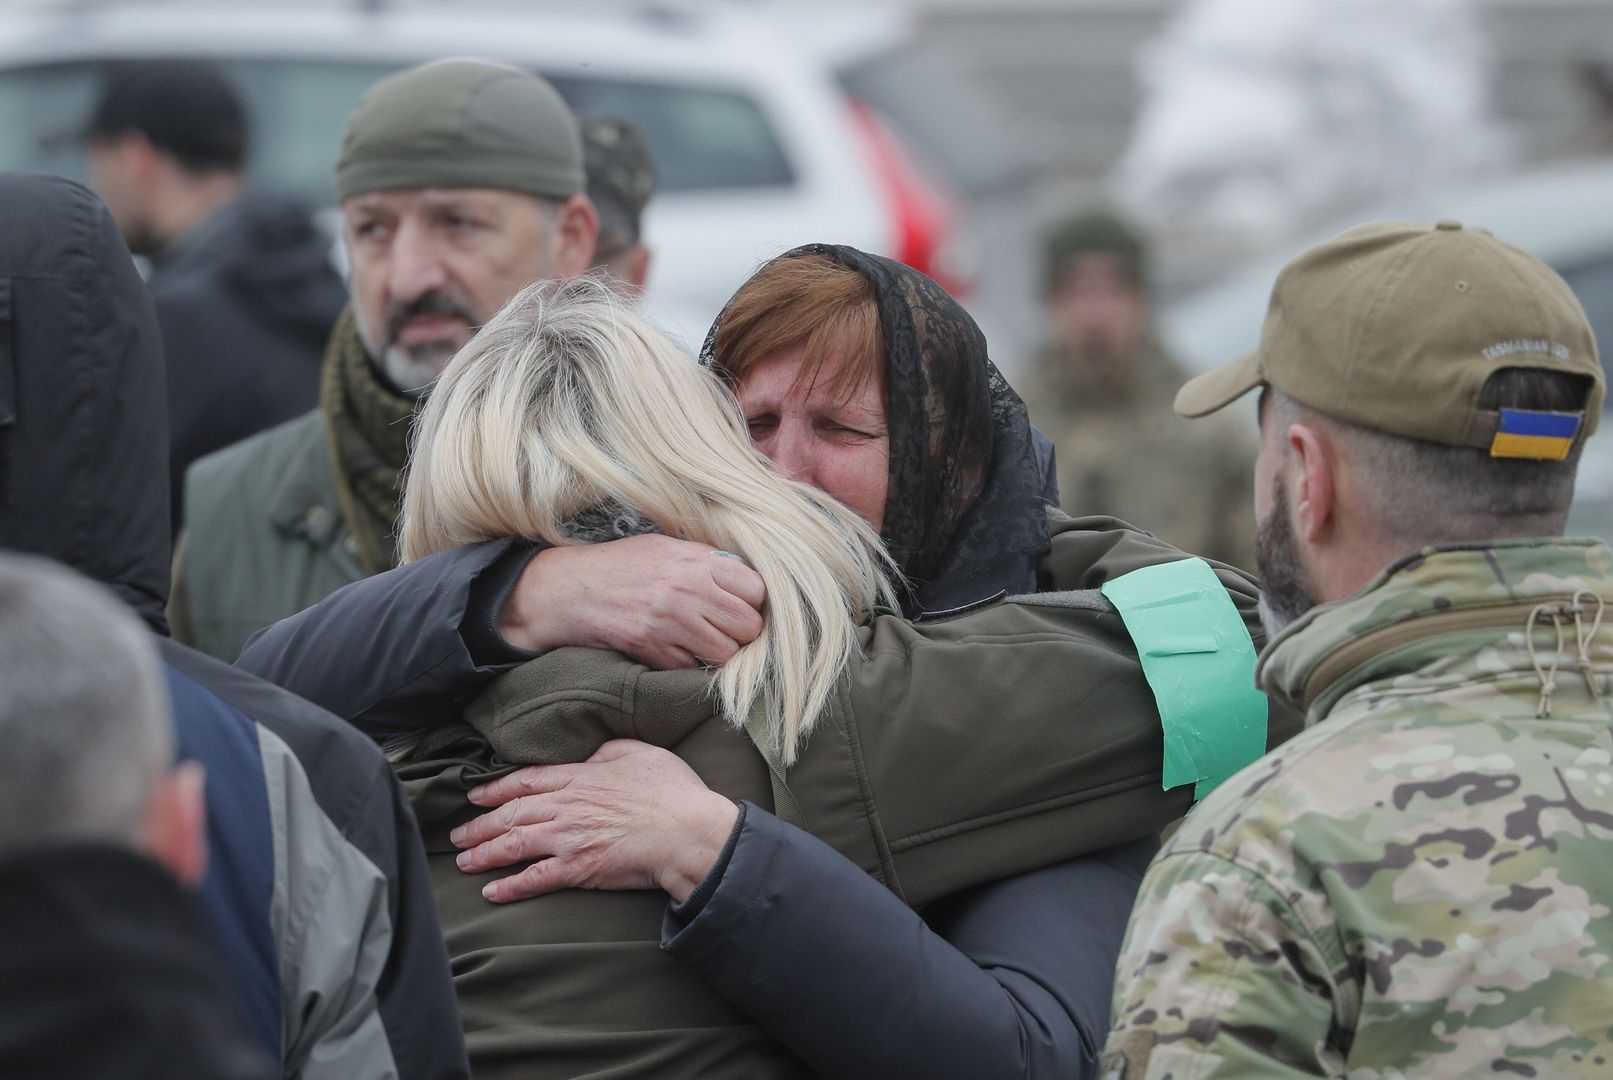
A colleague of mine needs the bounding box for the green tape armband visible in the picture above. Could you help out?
[1101,557,1268,801]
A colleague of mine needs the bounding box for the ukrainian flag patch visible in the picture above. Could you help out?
[1490,408,1582,461]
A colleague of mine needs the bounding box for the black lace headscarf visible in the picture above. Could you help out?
[701,244,1051,616]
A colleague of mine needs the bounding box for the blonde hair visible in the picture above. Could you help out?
[401,277,897,762]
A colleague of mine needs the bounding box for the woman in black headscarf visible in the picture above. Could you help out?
[440,249,1156,1079]
[698,244,1058,616]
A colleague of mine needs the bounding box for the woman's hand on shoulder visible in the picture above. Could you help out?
[449,739,739,904]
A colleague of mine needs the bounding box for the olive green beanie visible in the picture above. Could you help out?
[335,58,584,202]
[1042,208,1148,294]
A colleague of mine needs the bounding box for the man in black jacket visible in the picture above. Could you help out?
[0,171,468,1080]
[0,554,271,1080]
[81,61,346,531]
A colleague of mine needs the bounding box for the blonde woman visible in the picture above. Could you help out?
[245,258,1275,1079]
[399,275,895,766]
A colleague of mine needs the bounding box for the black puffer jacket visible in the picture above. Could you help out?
[154,193,345,532]
[0,845,274,1080]
[0,172,467,1080]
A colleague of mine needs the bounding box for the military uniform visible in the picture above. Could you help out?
[1029,209,1257,568]
[1104,217,1611,1078]
[1020,338,1257,569]
[1103,538,1613,1077]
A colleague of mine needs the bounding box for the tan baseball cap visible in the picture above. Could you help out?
[1175,220,1604,455]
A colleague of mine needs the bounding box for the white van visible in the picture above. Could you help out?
[0,0,970,349]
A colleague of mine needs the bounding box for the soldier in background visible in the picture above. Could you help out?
[581,115,655,294]
[1019,208,1256,568]
[1102,221,1612,1076]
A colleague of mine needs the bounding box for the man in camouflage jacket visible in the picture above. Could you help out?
[1102,220,1613,1077]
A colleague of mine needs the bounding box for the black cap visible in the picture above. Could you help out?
[82,61,247,172]
[581,115,655,249]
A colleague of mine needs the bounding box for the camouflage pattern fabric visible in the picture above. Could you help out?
[1017,338,1257,571]
[580,115,654,246]
[1102,538,1613,1078]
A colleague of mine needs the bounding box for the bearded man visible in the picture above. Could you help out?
[171,58,598,661]
[1102,220,1613,1077]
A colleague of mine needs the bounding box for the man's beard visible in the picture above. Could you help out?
[357,291,478,395]
[1062,321,1148,393]
[1255,473,1317,639]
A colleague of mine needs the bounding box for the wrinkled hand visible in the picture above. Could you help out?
[451,739,740,904]
[498,534,766,670]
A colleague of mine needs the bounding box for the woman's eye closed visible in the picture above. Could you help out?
[821,420,878,439]
[746,415,778,437]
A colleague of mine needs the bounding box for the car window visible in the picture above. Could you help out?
[545,74,792,191]
[0,59,395,205]
[0,58,794,206]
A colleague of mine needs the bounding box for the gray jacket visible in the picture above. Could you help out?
[0,173,468,1080]
[173,409,365,661]
[164,640,469,1080]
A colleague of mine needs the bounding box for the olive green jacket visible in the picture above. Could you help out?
[402,513,1301,1079]
[171,410,365,661]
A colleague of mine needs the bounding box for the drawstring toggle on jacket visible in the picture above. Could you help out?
[1526,589,1606,717]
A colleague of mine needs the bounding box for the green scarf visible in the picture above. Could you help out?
[320,307,420,575]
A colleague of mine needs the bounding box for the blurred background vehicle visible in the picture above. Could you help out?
[1160,158,1613,539]
[4,0,1609,365]
[0,0,984,350]
[2,0,1610,536]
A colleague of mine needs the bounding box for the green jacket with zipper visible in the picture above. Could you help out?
[171,410,365,661]
[401,512,1302,1078]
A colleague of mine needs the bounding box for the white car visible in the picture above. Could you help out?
[1160,158,1613,540]
[0,0,969,349]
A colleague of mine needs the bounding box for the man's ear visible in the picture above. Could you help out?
[553,194,599,279]
[144,761,208,888]
[618,243,652,293]
[1285,421,1336,546]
